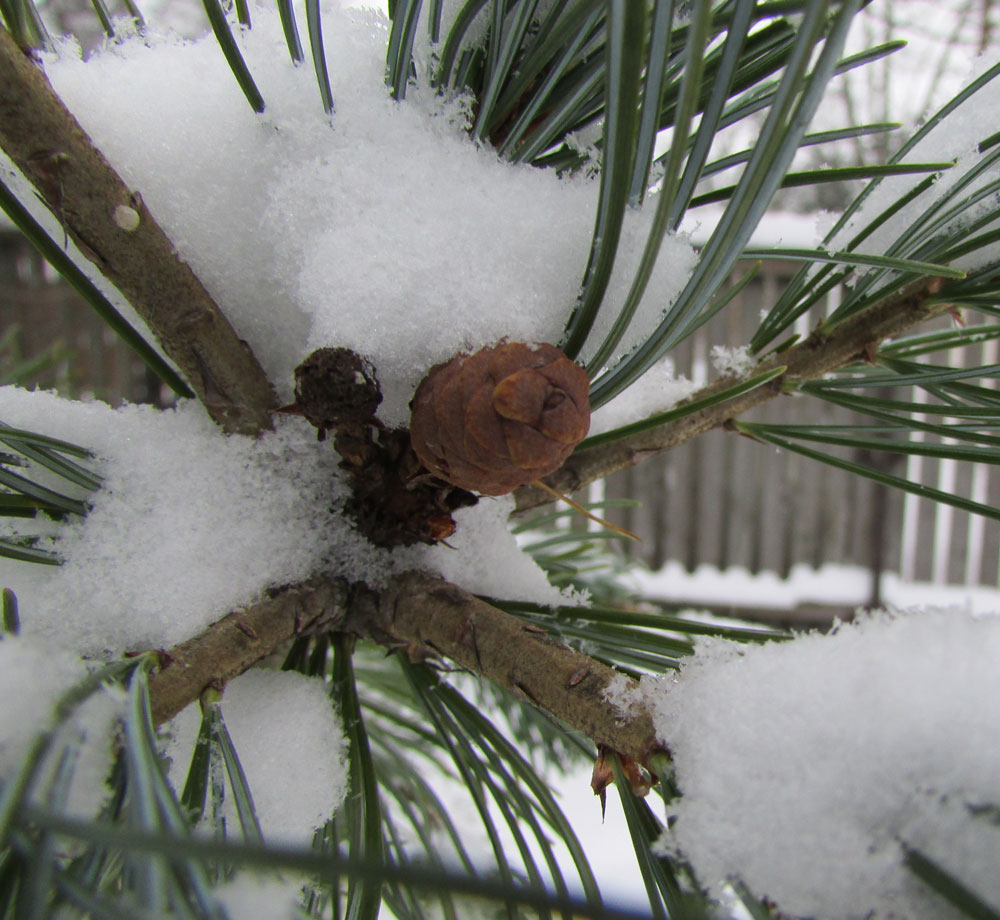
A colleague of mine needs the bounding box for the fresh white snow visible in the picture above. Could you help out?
[606,607,1000,919]
[0,385,577,658]
[164,668,350,847]
[40,3,697,426]
[0,635,124,818]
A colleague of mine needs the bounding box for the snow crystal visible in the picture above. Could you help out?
[626,608,1000,919]
[709,344,756,377]
[42,3,697,426]
[0,635,124,817]
[216,669,349,845]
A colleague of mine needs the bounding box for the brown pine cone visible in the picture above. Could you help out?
[409,341,590,495]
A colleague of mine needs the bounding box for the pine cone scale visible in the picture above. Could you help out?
[492,367,547,425]
[463,388,510,463]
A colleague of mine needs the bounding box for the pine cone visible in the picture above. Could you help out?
[409,342,590,495]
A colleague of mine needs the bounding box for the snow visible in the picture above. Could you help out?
[213,669,349,845]
[40,2,697,427]
[0,385,577,659]
[425,494,587,605]
[588,358,697,437]
[213,874,304,920]
[4,3,1000,917]
[0,635,124,818]
[164,669,348,847]
[709,344,756,378]
[606,608,1000,919]
[679,206,823,249]
[631,560,1000,618]
[0,386,374,654]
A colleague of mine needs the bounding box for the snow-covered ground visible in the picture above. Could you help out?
[632,560,1000,618]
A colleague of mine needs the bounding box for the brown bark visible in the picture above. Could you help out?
[0,29,276,435]
[149,572,661,766]
[148,578,348,726]
[347,571,661,764]
[515,276,951,511]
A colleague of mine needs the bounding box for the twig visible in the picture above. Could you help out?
[148,571,662,766]
[0,29,276,435]
[148,578,348,726]
[515,276,951,511]
[347,571,661,764]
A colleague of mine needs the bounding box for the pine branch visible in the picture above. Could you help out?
[148,577,349,726]
[0,29,276,435]
[144,279,953,763]
[349,571,660,764]
[515,275,952,512]
[147,571,661,766]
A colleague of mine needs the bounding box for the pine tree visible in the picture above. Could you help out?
[1,1,999,917]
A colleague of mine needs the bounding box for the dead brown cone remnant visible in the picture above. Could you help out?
[293,347,382,439]
[409,341,591,495]
[292,347,477,548]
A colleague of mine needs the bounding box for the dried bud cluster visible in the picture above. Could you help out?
[409,342,590,495]
[292,347,476,548]
[294,347,382,439]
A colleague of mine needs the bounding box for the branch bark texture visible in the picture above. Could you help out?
[0,30,276,434]
[515,277,951,511]
[149,572,661,765]
[347,571,661,764]
[148,578,348,726]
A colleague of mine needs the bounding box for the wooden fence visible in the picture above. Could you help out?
[0,230,164,406]
[598,260,1000,603]
[3,231,1000,601]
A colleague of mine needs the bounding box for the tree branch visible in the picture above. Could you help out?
[0,29,276,435]
[515,276,951,511]
[347,571,661,764]
[148,577,349,726]
[148,571,661,766]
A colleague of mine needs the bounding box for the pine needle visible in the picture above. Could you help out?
[531,479,640,541]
